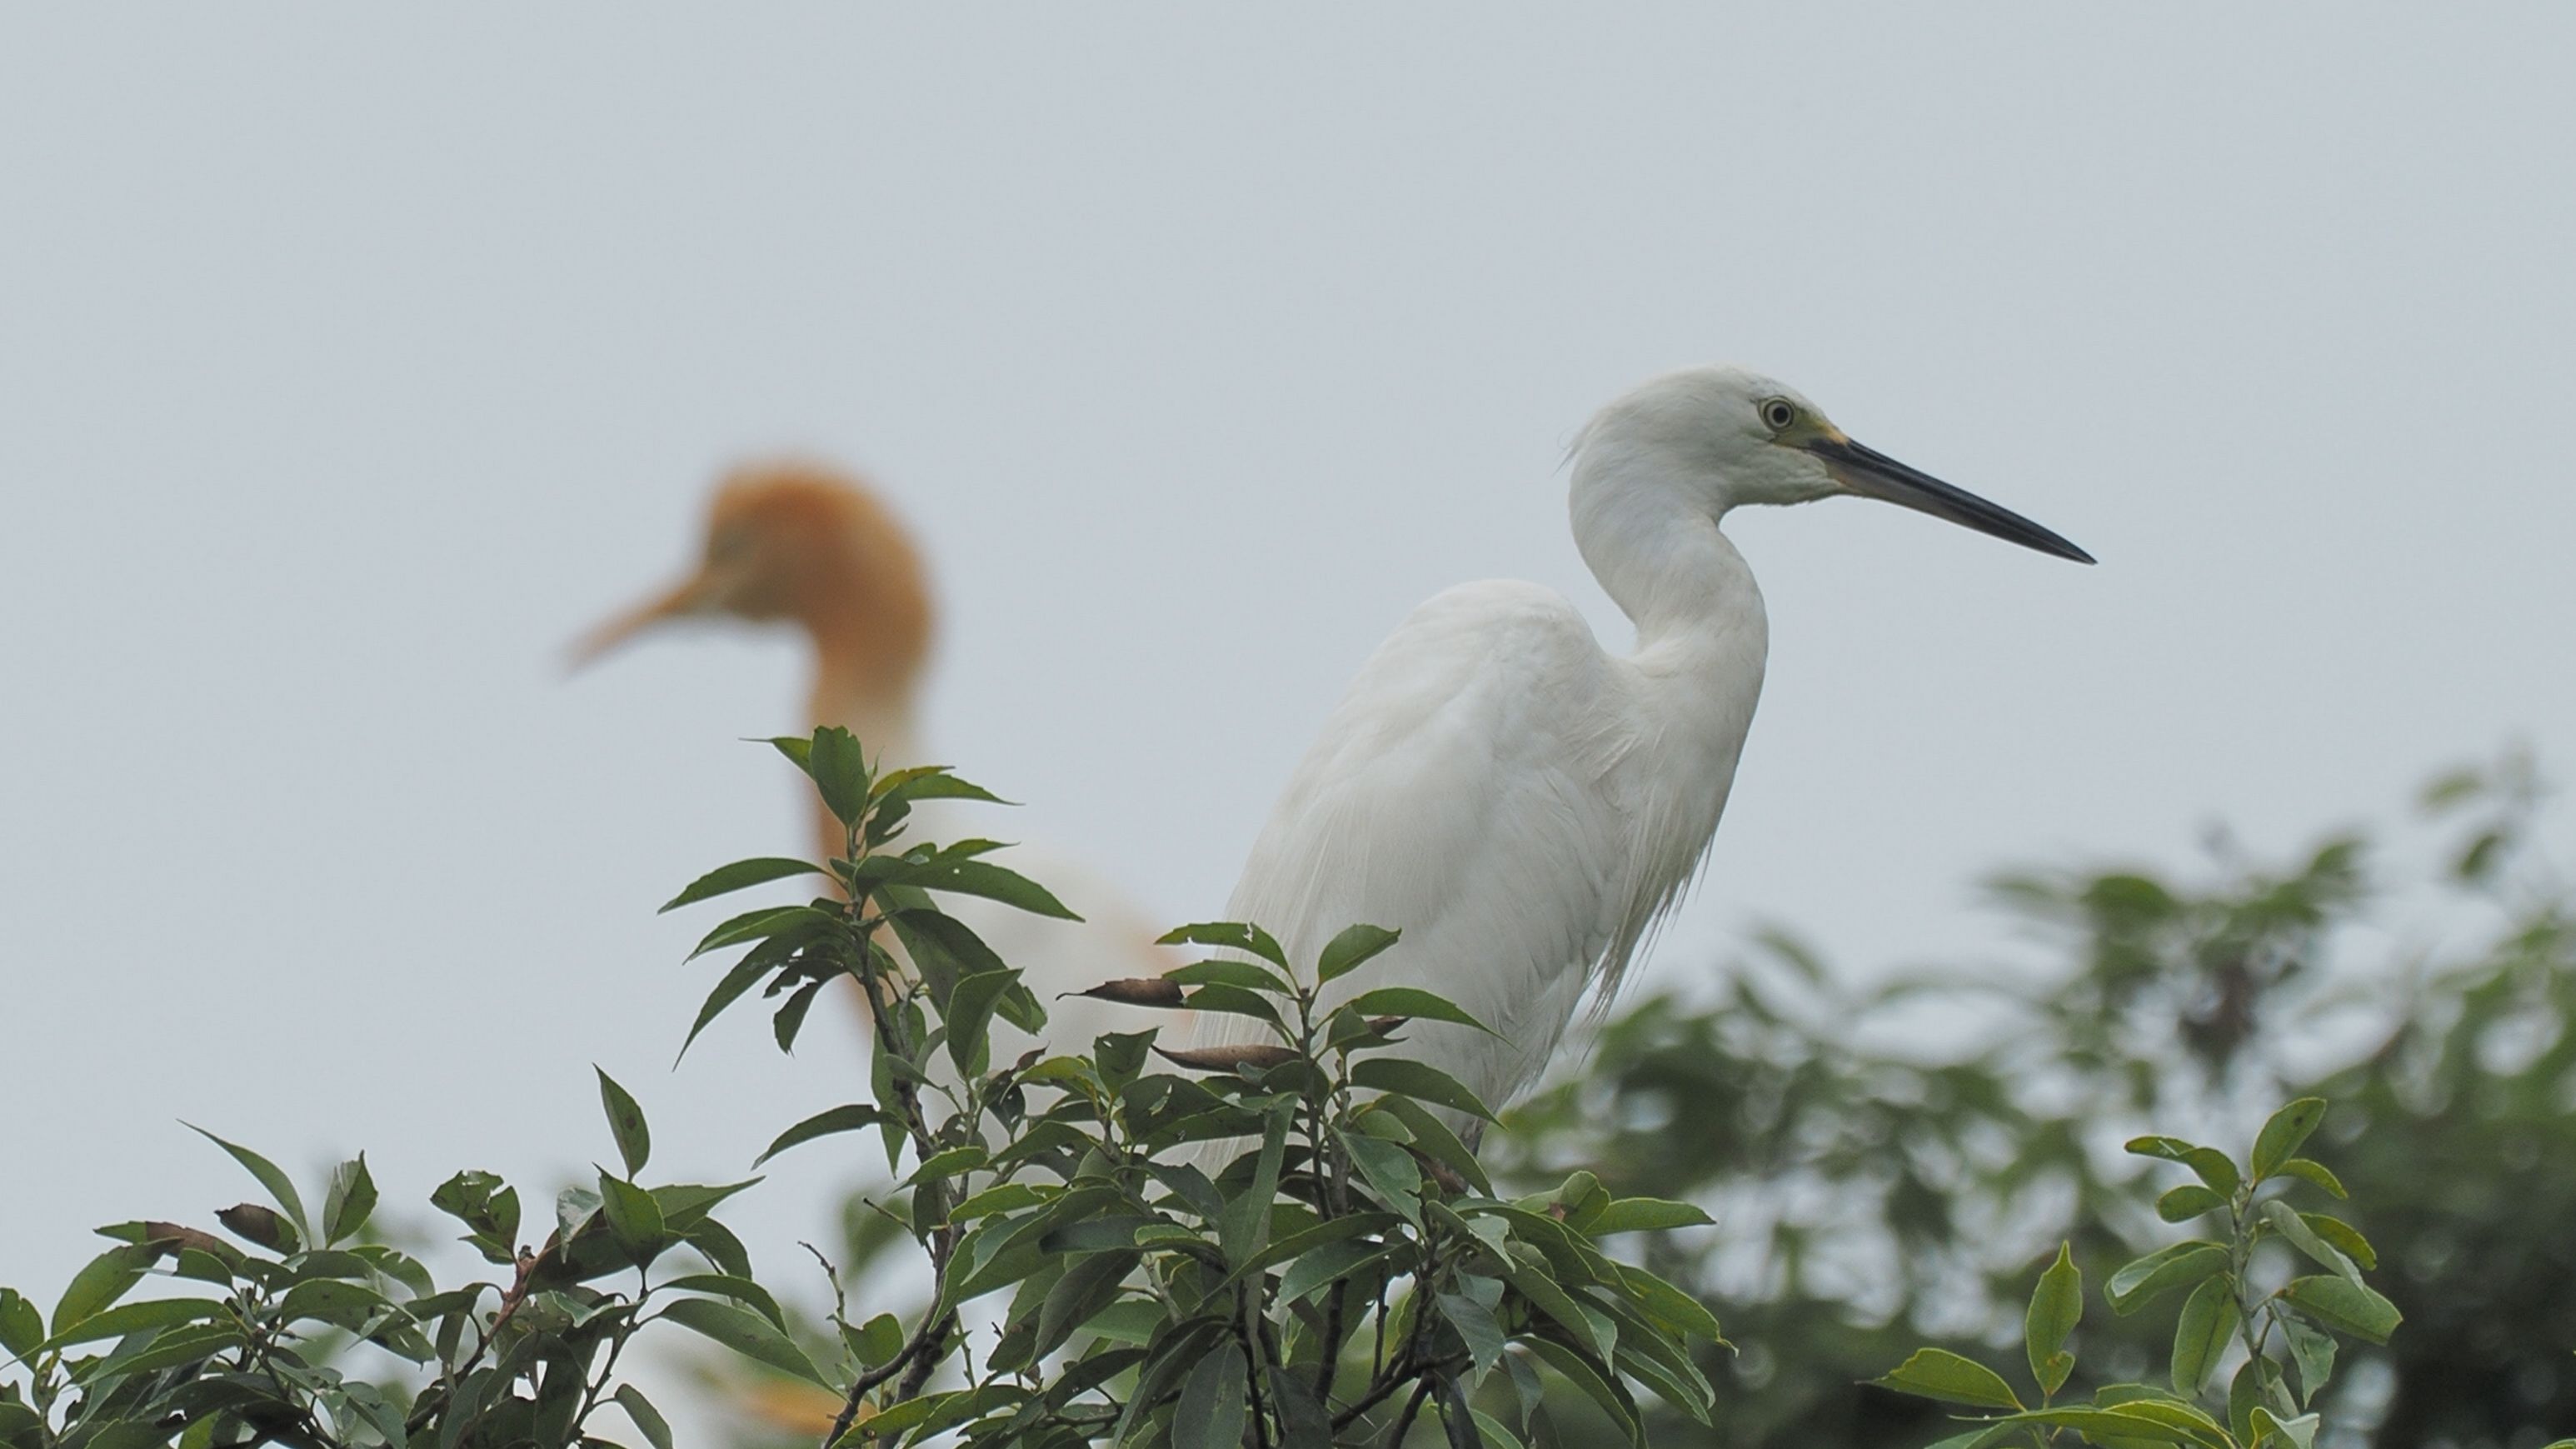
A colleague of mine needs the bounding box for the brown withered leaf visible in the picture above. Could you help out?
[139,1221,237,1263]
[1152,1043,1302,1072]
[1073,977,1187,1007]
[216,1203,294,1252]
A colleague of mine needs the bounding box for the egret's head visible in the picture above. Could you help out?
[1576,365,2093,563]
[570,461,936,687]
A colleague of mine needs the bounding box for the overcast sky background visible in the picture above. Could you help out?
[5,3,2571,1409]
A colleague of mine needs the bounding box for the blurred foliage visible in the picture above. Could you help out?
[1872,1097,2406,1449]
[1495,750,2576,1448]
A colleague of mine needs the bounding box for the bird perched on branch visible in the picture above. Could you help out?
[1186,366,2091,1130]
[574,461,1174,1055]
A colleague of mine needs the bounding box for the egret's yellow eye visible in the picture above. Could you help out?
[1760,398,1797,431]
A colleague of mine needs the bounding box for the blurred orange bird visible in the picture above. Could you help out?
[574,461,1174,1055]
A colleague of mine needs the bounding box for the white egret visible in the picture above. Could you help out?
[1189,365,2090,1127]
[573,462,1176,1057]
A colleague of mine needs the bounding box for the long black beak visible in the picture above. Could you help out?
[1809,434,2094,564]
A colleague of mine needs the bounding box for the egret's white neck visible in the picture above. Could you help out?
[1569,446,1765,651]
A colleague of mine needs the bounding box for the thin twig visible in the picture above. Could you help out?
[1332,1348,1416,1431]
[406,1249,538,1433]
[1385,1377,1435,1447]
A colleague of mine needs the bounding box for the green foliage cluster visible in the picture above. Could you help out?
[0,729,1722,1448]
[1496,754,2576,1447]
[0,1101,764,1447]
[1871,1097,2405,1448]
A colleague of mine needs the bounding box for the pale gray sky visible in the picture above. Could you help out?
[4,2,2571,1361]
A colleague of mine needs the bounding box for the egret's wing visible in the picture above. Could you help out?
[1189,581,1635,1114]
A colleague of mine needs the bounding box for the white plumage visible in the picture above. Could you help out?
[1191,366,2091,1122]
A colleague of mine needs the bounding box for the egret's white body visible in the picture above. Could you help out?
[1193,367,2089,1119]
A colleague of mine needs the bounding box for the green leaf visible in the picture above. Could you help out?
[1165,958,1294,994]
[658,857,825,913]
[1340,1130,1425,1224]
[947,969,1021,1077]
[656,1296,830,1387]
[856,1390,961,1442]
[597,1172,668,1259]
[687,903,838,961]
[2251,1098,2327,1181]
[2301,1213,2376,1271]
[2283,1315,2337,1404]
[676,952,779,1063]
[276,1278,409,1335]
[2106,1242,2229,1315]
[430,1169,522,1257]
[1367,1096,1495,1196]
[2249,1407,2321,1449]
[51,1244,154,1333]
[1586,1197,1714,1235]
[2171,1275,2234,1394]
[1031,1251,1141,1363]
[908,859,1081,921]
[1989,1405,2212,1445]
[1339,987,1497,1037]
[595,1068,651,1177]
[951,1182,1055,1222]
[1870,1347,2023,1410]
[1316,924,1400,986]
[93,1321,241,1378]
[771,977,826,1052]
[322,1154,377,1247]
[1525,1336,1641,1446]
[846,1311,905,1367]
[0,1289,42,1357]
[557,1184,604,1242]
[904,1144,991,1188]
[1615,1262,1723,1342]
[1157,922,1290,969]
[1272,1367,1338,1449]
[871,762,1006,805]
[753,1104,885,1167]
[661,1274,788,1331]
[1181,981,1288,1028]
[1219,1107,1292,1262]
[1276,1237,1395,1308]
[1439,1291,1508,1377]
[1172,1344,1249,1449]
[685,1217,753,1278]
[2097,1398,2231,1446]
[2024,1242,2081,1394]
[2277,1276,2401,1345]
[1350,1057,1499,1123]
[40,1296,224,1350]
[2124,1136,2242,1197]
[2230,1357,2292,1442]
[614,1384,674,1449]
[2259,1200,2359,1282]
[187,1126,311,1240]
[808,725,872,827]
[2157,1185,2228,1223]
